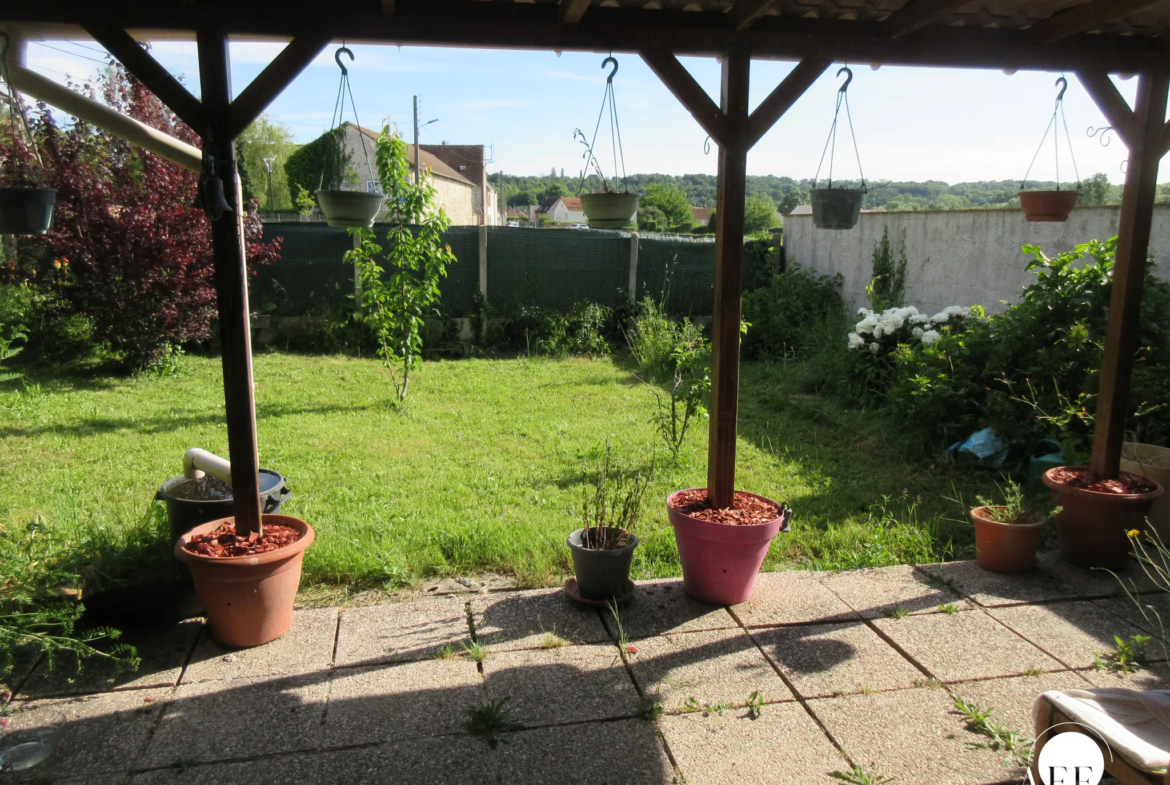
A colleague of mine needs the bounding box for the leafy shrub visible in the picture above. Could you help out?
[536,302,612,357]
[867,227,909,311]
[742,265,846,360]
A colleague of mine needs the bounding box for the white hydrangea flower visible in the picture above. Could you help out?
[856,314,879,334]
[912,326,924,338]
[944,305,968,318]
[909,314,930,325]
[895,306,919,320]
[921,329,941,345]
[869,342,882,355]
[848,332,865,350]
[930,311,949,323]
[873,324,885,339]
[858,307,871,317]
[879,314,904,333]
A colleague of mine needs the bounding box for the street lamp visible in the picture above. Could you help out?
[262,154,276,215]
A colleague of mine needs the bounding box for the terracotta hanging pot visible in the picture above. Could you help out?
[580,192,639,229]
[1042,466,1163,570]
[810,188,864,230]
[316,190,384,228]
[1019,190,1079,222]
[0,187,56,235]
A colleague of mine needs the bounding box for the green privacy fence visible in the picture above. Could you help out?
[253,223,764,318]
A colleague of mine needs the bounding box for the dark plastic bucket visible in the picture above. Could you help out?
[0,187,57,235]
[156,469,291,547]
[566,528,637,601]
[810,188,863,230]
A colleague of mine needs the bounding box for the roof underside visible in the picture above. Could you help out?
[6,0,1170,72]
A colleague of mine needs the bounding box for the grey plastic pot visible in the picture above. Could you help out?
[0,187,56,235]
[156,469,291,548]
[810,188,863,230]
[316,189,384,228]
[567,528,637,601]
[580,192,639,229]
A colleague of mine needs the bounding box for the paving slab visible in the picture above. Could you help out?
[497,719,675,785]
[314,735,499,785]
[624,628,792,712]
[3,688,168,782]
[334,596,469,665]
[602,579,737,639]
[661,702,850,785]
[810,686,1020,785]
[181,608,337,684]
[141,673,329,767]
[1093,595,1170,654]
[131,753,319,785]
[918,561,1071,607]
[1035,551,1156,599]
[323,659,483,747]
[819,564,968,619]
[989,601,1151,670]
[471,588,608,651]
[20,620,202,699]
[1075,659,1170,690]
[481,643,640,727]
[947,671,1092,740]
[871,610,1063,682]
[729,571,860,628]
[751,621,923,699]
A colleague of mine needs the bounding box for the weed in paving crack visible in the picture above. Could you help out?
[635,693,665,720]
[464,699,522,749]
[462,641,489,664]
[434,643,458,660]
[938,603,960,614]
[830,765,895,784]
[952,695,1033,766]
[746,690,764,719]
[1093,634,1150,675]
[172,758,197,774]
[886,605,909,619]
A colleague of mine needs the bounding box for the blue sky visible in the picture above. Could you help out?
[24,39,1146,185]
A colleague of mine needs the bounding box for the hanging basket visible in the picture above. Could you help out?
[316,189,384,228]
[580,192,639,229]
[0,187,56,235]
[1018,190,1079,222]
[810,188,863,230]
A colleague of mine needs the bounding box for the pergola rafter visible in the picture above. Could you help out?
[4,0,1169,520]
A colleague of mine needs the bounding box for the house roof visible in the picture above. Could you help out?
[352,124,474,187]
[536,195,583,214]
[692,207,713,223]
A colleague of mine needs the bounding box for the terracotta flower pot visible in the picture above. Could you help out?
[580,192,639,229]
[175,514,315,647]
[1018,190,1079,222]
[970,506,1046,575]
[316,189,384,228]
[810,188,863,230]
[1042,466,1164,571]
[667,489,789,605]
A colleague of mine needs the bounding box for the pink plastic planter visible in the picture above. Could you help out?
[667,489,791,605]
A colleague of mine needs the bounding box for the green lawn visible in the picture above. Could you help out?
[0,353,996,591]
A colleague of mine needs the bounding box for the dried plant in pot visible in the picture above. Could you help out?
[970,479,1056,575]
[572,57,639,230]
[565,445,653,603]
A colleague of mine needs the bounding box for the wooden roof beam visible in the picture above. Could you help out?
[730,0,780,30]
[746,58,830,148]
[225,33,330,139]
[1031,0,1161,45]
[640,47,732,146]
[83,25,206,131]
[560,0,592,24]
[882,0,971,38]
[1077,70,1139,148]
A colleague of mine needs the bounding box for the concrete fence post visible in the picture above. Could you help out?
[479,225,489,301]
[628,231,639,304]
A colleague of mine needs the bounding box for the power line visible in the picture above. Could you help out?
[31,41,109,65]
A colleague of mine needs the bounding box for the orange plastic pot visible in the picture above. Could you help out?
[1018,190,1079,222]
[971,506,1045,574]
[175,514,315,647]
[1042,466,1164,571]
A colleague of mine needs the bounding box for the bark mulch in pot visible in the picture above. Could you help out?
[1048,467,1158,495]
[182,520,303,558]
[669,489,780,525]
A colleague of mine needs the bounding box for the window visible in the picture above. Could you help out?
[458,165,466,171]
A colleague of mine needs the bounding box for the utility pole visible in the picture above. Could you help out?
[499,170,504,223]
[413,94,420,184]
[262,155,276,215]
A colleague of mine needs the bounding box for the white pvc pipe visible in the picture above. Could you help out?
[5,34,202,173]
[183,448,233,485]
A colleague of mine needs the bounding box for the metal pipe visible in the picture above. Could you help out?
[6,32,201,173]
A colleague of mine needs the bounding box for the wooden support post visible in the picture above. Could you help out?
[1088,71,1168,479]
[197,30,264,537]
[707,53,750,509]
[628,232,639,304]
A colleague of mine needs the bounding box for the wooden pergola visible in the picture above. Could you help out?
[3,0,1168,530]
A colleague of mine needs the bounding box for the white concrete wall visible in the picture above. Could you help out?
[784,205,1170,315]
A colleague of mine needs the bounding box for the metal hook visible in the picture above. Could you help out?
[703,136,711,155]
[836,66,852,94]
[1054,76,1067,104]
[602,56,618,83]
[335,46,354,76]
[1087,125,1114,147]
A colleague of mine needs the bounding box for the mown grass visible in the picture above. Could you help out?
[0,352,996,591]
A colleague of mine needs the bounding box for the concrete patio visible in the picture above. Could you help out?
[4,556,1168,784]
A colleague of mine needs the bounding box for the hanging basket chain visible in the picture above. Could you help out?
[813,67,866,192]
[0,32,47,183]
[1021,76,1080,192]
[576,56,626,195]
[320,45,374,192]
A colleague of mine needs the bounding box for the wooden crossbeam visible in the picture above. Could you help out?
[1031,0,1161,45]
[882,0,971,38]
[729,0,779,30]
[225,34,330,139]
[746,58,830,148]
[640,47,732,146]
[83,25,206,131]
[560,0,592,23]
[1077,71,1139,148]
